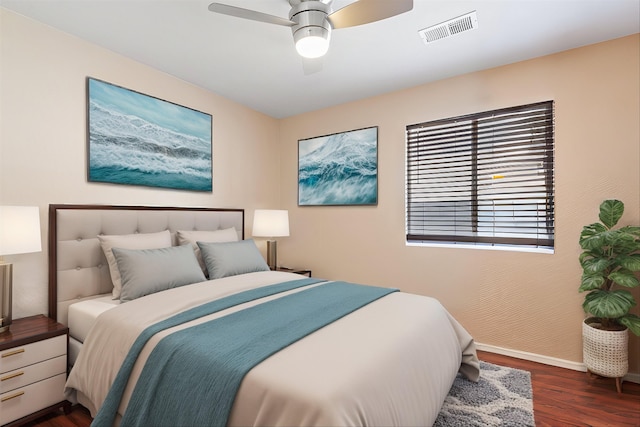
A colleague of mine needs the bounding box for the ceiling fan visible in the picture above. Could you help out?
[208,0,413,59]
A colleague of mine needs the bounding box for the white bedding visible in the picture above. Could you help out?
[68,294,119,343]
[65,271,479,426]
[67,295,120,366]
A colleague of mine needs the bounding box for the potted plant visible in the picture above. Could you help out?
[579,199,640,392]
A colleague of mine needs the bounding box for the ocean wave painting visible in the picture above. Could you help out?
[88,78,212,192]
[298,127,378,206]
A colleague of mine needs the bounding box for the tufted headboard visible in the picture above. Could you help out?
[48,204,244,325]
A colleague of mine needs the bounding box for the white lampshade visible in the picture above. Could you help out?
[0,205,41,334]
[296,34,330,59]
[252,210,290,237]
[0,206,42,256]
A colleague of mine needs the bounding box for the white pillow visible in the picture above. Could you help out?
[177,228,239,276]
[98,230,172,299]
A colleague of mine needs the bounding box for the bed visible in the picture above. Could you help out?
[49,204,479,427]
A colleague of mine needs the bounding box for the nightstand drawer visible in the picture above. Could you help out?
[0,355,66,394]
[0,373,66,425]
[0,335,66,374]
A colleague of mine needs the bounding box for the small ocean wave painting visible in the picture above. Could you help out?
[298,126,378,206]
[87,78,212,192]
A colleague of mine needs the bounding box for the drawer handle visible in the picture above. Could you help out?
[1,371,24,381]
[1,391,24,402]
[1,348,25,358]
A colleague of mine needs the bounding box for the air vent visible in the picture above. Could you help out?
[418,11,478,44]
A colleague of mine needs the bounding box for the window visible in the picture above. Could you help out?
[406,101,554,250]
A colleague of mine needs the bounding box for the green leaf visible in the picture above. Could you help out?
[614,230,640,255]
[609,231,638,254]
[619,314,640,336]
[581,257,610,274]
[599,199,624,229]
[579,223,607,250]
[609,270,640,288]
[579,252,590,267]
[582,289,634,318]
[579,274,605,292]
[619,254,640,272]
[620,225,640,238]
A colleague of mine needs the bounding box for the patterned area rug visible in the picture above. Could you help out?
[434,361,535,426]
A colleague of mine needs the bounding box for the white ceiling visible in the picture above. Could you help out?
[2,0,639,118]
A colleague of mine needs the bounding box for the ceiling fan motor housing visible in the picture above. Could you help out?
[289,0,332,48]
[208,0,414,59]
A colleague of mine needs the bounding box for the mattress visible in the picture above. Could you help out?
[68,294,119,343]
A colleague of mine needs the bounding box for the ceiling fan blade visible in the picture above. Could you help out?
[328,0,413,29]
[303,57,323,75]
[208,3,295,27]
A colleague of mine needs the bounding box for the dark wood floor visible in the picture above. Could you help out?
[22,350,640,427]
[481,351,640,427]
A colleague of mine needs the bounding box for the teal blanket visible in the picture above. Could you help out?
[91,277,324,427]
[97,280,396,427]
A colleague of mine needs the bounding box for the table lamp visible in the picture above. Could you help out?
[252,209,289,270]
[0,206,42,334]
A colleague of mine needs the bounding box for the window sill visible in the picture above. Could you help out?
[406,241,554,254]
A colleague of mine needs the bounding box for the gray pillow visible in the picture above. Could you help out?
[98,230,172,299]
[197,239,270,280]
[113,245,206,302]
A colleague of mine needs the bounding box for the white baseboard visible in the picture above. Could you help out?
[476,342,640,385]
[627,372,640,384]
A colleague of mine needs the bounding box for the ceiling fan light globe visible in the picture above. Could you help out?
[296,35,330,58]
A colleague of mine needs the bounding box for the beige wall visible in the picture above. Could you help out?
[0,9,281,317]
[279,34,640,373]
[2,8,639,374]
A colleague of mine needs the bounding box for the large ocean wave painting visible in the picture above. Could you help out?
[298,127,378,206]
[87,78,212,192]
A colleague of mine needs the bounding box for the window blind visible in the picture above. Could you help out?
[406,101,555,249]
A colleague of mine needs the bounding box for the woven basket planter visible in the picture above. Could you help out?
[582,318,628,378]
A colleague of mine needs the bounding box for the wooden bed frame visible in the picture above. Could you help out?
[48,204,244,324]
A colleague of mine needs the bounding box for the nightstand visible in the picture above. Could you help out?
[275,267,312,277]
[0,315,69,427]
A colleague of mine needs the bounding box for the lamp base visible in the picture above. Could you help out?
[0,262,13,334]
[266,240,278,270]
